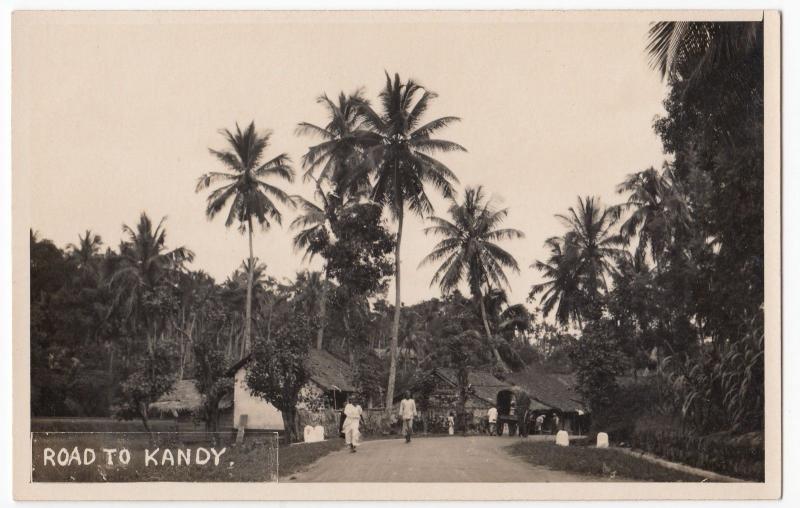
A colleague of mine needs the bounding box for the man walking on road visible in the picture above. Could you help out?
[343,394,363,453]
[399,391,417,443]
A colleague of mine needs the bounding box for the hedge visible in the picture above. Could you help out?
[631,429,764,481]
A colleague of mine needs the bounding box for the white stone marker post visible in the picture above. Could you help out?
[555,430,569,446]
[596,432,609,448]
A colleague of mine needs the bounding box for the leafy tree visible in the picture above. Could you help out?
[353,72,465,410]
[193,323,232,433]
[421,185,523,370]
[114,341,176,434]
[196,121,295,355]
[246,303,314,443]
[569,318,630,431]
[432,330,486,433]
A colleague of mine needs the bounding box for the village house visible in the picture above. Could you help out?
[149,379,233,430]
[400,364,589,435]
[225,348,357,434]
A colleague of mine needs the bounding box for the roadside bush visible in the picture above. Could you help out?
[631,429,764,481]
[597,379,663,443]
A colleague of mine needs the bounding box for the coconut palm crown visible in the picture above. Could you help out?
[421,185,523,368]
[195,121,295,354]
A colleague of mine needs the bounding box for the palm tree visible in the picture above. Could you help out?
[420,186,523,368]
[354,72,465,409]
[531,196,623,326]
[646,21,762,86]
[296,90,370,196]
[557,196,624,304]
[196,122,295,354]
[530,234,585,327]
[67,230,103,270]
[109,213,194,352]
[294,91,374,351]
[615,165,691,267]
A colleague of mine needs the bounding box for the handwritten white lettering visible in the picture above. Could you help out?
[57,448,69,466]
[161,448,175,466]
[144,448,160,467]
[177,448,191,466]
[210,448,226,466]
[195,447,210,465]
[43,448,55,466]
[102,448,117,465]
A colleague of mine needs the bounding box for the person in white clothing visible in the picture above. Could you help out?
[487,406,498,436]
[343,394,363,452]
[398,391,417,443]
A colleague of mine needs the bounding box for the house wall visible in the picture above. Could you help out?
[233,367,284,430]
[233,367,338,431]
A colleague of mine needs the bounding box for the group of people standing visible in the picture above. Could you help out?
[340,391,564,453]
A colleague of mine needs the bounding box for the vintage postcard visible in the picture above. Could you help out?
[11,9,781,500]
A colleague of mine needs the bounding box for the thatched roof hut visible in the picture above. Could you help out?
[149,379,233,417]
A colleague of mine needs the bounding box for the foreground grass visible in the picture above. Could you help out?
[507,441,705,482]
[278,439,345,479]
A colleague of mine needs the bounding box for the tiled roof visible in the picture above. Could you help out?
[306,349,357,392]
[435,368,513,404]
[226,349,357,393]
[501,364,586,413]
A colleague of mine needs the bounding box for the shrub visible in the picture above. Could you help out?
[631,428,764,481]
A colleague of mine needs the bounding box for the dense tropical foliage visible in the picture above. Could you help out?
[31,19,765,454]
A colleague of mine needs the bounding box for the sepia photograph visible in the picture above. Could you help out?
[10,8,781,501]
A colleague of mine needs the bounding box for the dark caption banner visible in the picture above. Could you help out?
[31,431,279,482]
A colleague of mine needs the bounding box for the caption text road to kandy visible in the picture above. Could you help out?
[41,446,228,468]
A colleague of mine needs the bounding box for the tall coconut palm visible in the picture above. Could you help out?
[420,186,523,368]
[296,90,370,196]
[529,234,584,327]
[556,196,624,304]
[531,196,624,326]
[109,213,194,352]
[615,165,691,267]
[354,72,465,409]
[196,122,295,354]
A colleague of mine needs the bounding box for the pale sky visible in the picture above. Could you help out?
[16,12,668,307]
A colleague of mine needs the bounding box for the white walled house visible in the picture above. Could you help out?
[226,349,356,431]
[232,366,285,430]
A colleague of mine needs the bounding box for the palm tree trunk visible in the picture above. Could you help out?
[244,219,254,355]
[385,205,403,412]
[478,289,507,371]
[316,280,327,350]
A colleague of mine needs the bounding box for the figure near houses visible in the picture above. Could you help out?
[343,394,363,453]
[399,391,417,443]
